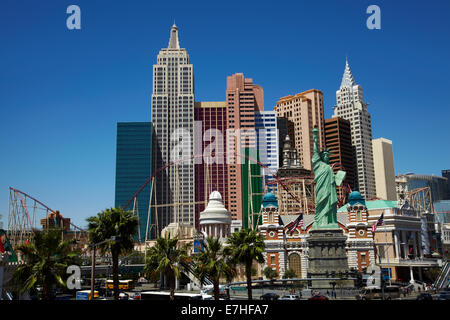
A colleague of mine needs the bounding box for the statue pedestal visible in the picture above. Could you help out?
[307,228,351,289]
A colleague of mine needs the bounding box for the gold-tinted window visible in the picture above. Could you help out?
[288,253,302,277]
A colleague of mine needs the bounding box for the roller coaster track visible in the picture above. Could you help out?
[7,187,87,248]
[123,151,312,214]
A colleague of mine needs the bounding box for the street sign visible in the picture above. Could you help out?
[381,268,392,280]
[193,240,204,253]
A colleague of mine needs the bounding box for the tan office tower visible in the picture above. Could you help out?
[226,73,264,224]
[334,59,376,199]
[372,138,397,201]
[274,89,325,171]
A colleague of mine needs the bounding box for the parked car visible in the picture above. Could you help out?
[308,294,329,301]
[129,292,141,300]
[260,292,279,300]
[279,294,301,300]
[355,286,401,300]
[118,292,129,300]
[416,293,433,301]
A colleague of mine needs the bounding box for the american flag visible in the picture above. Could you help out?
[372,213,384,233]
[287,213,304,234]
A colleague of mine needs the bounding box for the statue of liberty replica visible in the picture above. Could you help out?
[311,126,346,229]
[307,126,351,288]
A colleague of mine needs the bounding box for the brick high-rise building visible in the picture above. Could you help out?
[324,117,356,192]
[274,89,325,171]
[226,73,264,224]
[194,101,229,230]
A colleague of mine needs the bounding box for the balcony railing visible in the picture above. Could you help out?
[377,256,440,267]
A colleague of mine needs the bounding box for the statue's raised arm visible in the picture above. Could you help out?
[312,126,320,165]
[313,126,319,155]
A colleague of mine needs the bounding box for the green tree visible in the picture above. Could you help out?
[283,269,297,279]
[86,207,138,300]
[263,266,278,281]
[12,229,79,300]
[144,235,192,301]
[193,237,235,300]
[225,228,265,300]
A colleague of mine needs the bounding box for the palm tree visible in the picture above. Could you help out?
[144,235,191,300]
[86,207,138,300]
[12,229,79,300]
[225,228,265,300]
[193,237,235,300]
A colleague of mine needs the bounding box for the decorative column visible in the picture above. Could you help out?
[409,265,415,284]
[412,232,418,257]
[394,231,400,259]
[402,231,408,259]
[416,232,423,258]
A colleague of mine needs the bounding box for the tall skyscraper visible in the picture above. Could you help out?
[151,24,195,230]
[226,73,264,224]
[372,138,397,201]
[324,117,356,191]
[241,147,263,229]
[115,122,153,241]
[255,111,279,191]
[333,59,376,199]
[275,89,325,171]
[194,101,229,230]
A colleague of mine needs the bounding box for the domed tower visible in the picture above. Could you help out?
[258,192,285,278]
[261,192,279,224]
[345,190,375,272]
[199,191,232,239]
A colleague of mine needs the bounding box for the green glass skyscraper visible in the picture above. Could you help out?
[115,122,153,241]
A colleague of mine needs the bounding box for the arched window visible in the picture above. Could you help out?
[288,253,302,277]
[268,209,274,223]
[356,210,362,221]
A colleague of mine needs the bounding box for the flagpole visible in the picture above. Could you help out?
[384,219,392,286]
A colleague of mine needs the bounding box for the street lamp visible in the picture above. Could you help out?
[89,236,120,300]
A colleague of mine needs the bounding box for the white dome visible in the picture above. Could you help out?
[209,191,222,202]
[200,191,231,225]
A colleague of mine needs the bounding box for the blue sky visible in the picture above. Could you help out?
[0,0,449,228]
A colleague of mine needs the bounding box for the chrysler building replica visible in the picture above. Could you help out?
[333,59,376,200]
[151,24,195,230]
